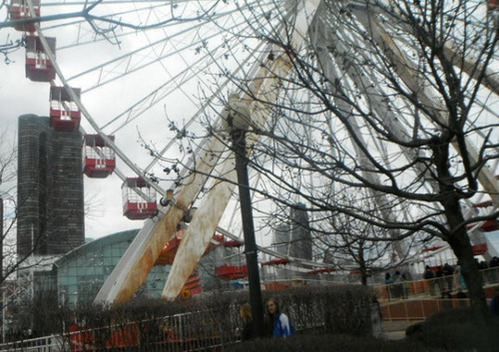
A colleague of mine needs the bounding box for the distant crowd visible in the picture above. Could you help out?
[383,256,499,301]
[383,257,499,318]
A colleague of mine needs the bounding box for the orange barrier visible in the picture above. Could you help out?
[380,299,470,321]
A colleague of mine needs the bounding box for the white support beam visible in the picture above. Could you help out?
[352,9,499,207]
[161,0,321,301]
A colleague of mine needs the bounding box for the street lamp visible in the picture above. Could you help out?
[225,95,265,338]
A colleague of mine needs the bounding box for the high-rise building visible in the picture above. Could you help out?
[17,114,84,256]
[271,203,312,279]
[289,203,312,261]
[273,222,291,255]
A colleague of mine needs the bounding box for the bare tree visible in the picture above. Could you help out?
[0,1,224,61]
[174,0,499,313]
[315,199,406,286]
[0,130,22,285]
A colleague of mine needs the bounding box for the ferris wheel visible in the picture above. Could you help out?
[2,0,498,304]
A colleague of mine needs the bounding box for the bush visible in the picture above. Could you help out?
[66,285,371,350]
[407,307,499,352]
[227,334,444,352]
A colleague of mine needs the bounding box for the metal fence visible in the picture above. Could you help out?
[2,267,498,350]
[380,298,471,321]
[0,335,66,352]
[374,266,499,301]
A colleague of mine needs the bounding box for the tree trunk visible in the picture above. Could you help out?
[444,203,488,314]
[433,135,487,314]
[360,270,368,286]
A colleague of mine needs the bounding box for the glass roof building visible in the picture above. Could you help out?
[33,228,226,307]
[50,229,168,306]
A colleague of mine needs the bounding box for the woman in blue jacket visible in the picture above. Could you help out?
[265,298,294,337]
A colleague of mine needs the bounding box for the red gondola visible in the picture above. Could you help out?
[83,134,116,178]
[306,268,337,275]
[472,243,488,256]
[466,219,499,232]
[122,177,157,220]
[261,258,290,267]
[215,265,248,280]
[9,0,40,32]
[49,86,81,132]
[222,240,243,248]
[25,35,56,82]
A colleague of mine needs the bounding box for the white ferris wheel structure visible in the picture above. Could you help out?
[0,0,498,305]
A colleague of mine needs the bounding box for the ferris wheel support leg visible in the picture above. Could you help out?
[161,154,238,300]
[97,0,320,305]
[160,0,322,300]
[353,10,499,206]
[94,136,227,305]
[162,69,290,300]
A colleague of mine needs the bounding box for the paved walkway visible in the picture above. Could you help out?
[382,320,423,340]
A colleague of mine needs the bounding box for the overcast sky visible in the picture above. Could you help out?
[0,1,254,242]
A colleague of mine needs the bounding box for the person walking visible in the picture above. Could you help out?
[443,263,454,293]
[423,265,436,296]
[491,288,499,317]
[385,272,394,299]
[265,298,294,338]
[435,266,445,296]
[454,262,466,290]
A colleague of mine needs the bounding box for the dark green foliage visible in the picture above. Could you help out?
[405,321,424,337]
[407,307,499,352]
[226,334,444,352]
[65,285,371,350]
[71,285,371,334]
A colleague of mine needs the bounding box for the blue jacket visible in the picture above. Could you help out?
[491,294,499,317]
[273,312,293,337]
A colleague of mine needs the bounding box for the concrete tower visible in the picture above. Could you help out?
[17,114,84,256]
[289,203,312,261]
[273,222,291,256]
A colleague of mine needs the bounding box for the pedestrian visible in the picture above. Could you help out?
[454,261,466,290]
[491,288,499,317]
[239,303,255,341]
[443,263,454,292]
[423,265,436,296]
[385,272,394,299]
[385,272,394,284]
[265,298,294,337]
[392,271,403,299]
[370,294,385,339]
[435,266,445,295]
[401,272,411,299]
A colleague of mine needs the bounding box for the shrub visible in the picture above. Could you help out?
[227,334,444,352]
[66,285,371,350]
[407,307,499,352]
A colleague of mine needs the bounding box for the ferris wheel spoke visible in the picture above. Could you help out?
[104,32,267,142]
[61,4,259,91]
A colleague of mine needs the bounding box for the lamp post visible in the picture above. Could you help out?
[231,129,265,338]
[226,95,265,338]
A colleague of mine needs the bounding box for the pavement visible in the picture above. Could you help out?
[382,320,423,340]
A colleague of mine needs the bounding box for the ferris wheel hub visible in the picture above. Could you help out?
[222,94,252,132]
